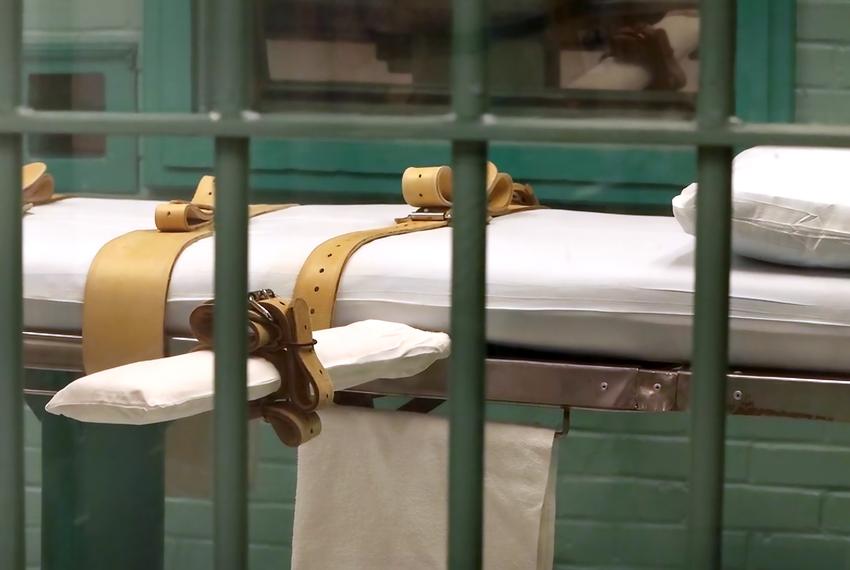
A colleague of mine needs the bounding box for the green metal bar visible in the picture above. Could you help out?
[768,0,797,122]
[213,137,250,570]
[688,147,732,568]
[75,424,165,570]
[211,0,251,566]
[37,377,166,570]
[698,1,736,130]
[5,110,850,148]
[448,0,487,566]
[688,0,736,568]
[0,0,24,567]
[41,411,84,570]
[448,144,488,569]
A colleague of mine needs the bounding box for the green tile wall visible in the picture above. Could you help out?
[24,404,850,570]
[797,0,850,123]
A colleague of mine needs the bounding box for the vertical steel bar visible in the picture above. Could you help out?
[211,0,251,567]
[448,0,487,567]
[213,138,250,570]
[0,0,24,567]
[689,0,736,568]
[448,142,487,570]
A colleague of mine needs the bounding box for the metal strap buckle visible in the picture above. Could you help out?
[406,208,451,222]
[248,289,276,323]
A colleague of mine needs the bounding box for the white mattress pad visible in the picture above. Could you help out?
[23,198,850,373]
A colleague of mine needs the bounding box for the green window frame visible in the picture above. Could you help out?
[23,43,138,193]
[142,0,795,211]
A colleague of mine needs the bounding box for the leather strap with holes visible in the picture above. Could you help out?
[293,161,540,330]
[189,291,331,447]
[82,176,294,373]
[21,162,64,213]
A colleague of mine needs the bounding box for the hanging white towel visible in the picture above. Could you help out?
[291,406,558,570]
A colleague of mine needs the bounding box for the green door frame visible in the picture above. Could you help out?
[23,43,138,193]
[141,0,795,210]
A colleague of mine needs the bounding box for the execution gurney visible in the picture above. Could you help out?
[22,192,850,421]
[19,159,850,570]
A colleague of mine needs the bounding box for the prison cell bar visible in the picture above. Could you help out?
[0,0,24,567]
[211,0,252,568]
[689,0,736,567]
[448,0,488,566]
[12,110,850,148]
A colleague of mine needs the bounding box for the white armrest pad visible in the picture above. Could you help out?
[45,320,450,425]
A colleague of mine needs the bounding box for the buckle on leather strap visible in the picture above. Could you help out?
[404,208,452,223]
[248,289,276,323]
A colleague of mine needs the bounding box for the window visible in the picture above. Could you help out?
[28,72,107,157]
[145,0,794,211]
[254,0,699,117]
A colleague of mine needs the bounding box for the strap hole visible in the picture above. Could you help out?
[319,370,323,375]
[418,174,422,178]
[335,244,341,248]
[319,268,324,273]
[327,253,332,258]
[166,212,171,216]
[314,286,319,292]
[418,193,423,198]
[310,308,315,314]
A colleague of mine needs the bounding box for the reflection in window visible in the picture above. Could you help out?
[254,0,699,116]
[28,73,106,157]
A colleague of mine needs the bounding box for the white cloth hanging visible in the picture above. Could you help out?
[291,406,558,570]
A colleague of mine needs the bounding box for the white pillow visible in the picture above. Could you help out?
[46,320,450,425]
[673,146,850,268]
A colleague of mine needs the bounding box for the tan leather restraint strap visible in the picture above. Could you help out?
[82,176,294,373]
[21,162,63,213]
[293,162,540,330]
[189,289,332,447]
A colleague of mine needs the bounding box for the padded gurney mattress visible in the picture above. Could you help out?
[24,198,850,373]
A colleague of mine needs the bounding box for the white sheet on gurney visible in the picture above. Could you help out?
[45,320,450,425]
[24,198,850,372]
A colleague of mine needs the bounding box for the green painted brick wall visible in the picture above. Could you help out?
[24,403,850,570]
[797,0,850,123]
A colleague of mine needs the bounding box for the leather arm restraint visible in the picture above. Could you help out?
[21,162,61,212]
[189,289,332,446]
[82,176,293,374]
[81,162,536,446]
[293,161,540,331]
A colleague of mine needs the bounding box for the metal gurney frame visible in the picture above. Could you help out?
[21,304,850,570]
[23,329,850,423]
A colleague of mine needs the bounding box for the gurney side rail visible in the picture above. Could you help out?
[22,330,850,422]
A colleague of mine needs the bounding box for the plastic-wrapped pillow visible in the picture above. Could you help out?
[673,146,850,268]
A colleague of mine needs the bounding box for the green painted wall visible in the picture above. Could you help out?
[23,0,140,34]
[797,0,850,123]
[25,402,850,570]
[22,1,850,569]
